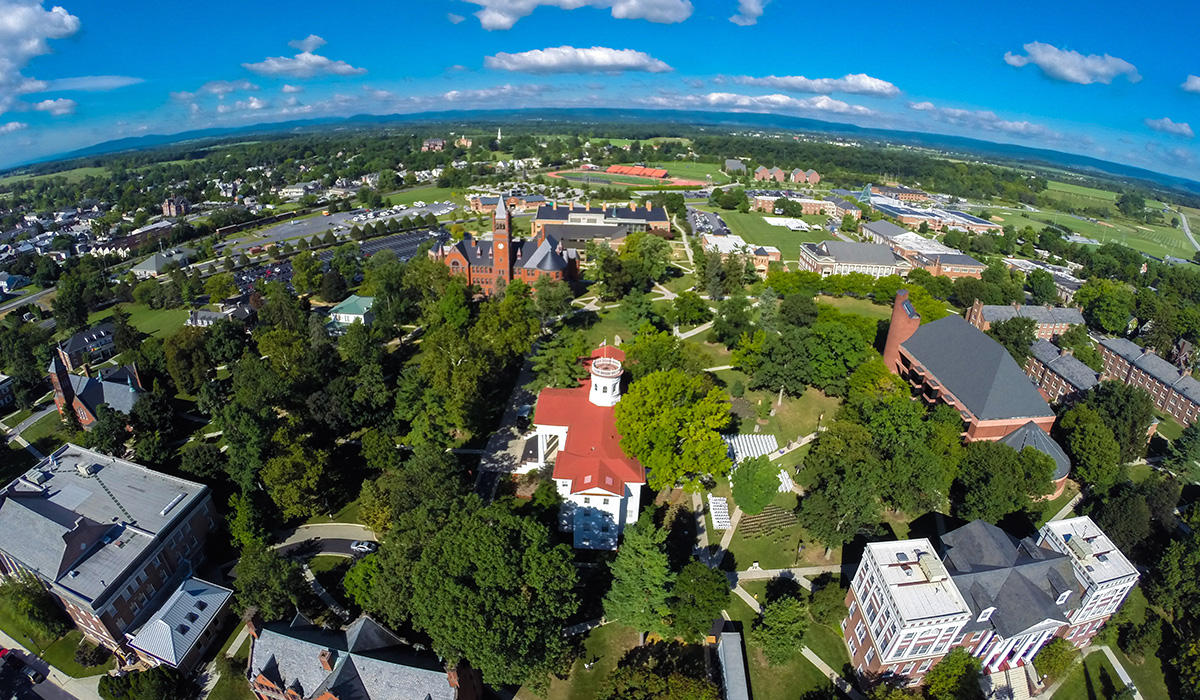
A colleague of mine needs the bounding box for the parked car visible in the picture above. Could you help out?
[350,541,377,554]
[22,666,44,684]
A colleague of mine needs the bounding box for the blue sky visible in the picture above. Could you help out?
[1,0,1198,179]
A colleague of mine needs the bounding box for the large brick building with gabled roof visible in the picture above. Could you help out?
[434,198,578,296]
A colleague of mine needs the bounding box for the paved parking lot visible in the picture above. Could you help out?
[224,201,457,254]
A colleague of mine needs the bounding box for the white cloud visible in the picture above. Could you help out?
[32,97,75,115]
[463,0,693,30]
[216,96,270,114]
[288,35,327,53]
[641,91,874,117]
[908,100,1060,139]
[1003,42,1140,85]
[0,0,82,115]
[485,46,672,74]
[442,83,555,102]
[1145,116,1194,138]
[1183,75,1200,94]
[243,38,367,79]
[0,121,28,134]
[448,12,465,23]
[170,79,260,102]
[36,75,142,92]
[281,84,304,94]
[729,0,768,26]
[733,73,899,97]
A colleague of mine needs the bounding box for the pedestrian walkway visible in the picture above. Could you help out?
[1050,492,1084,522]
[801,647,865,700]
[708,507,743,568]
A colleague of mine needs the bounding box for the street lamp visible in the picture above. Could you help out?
[24,634,43,659]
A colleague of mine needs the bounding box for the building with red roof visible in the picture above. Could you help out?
[527,345,645,549]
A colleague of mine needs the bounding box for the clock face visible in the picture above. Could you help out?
[497,243,505,250]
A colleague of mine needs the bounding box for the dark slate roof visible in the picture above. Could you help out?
[249,616,456,700]
[1029,339,1099,392]
[541,222,629,243]
[941,520,1079,638]
[1000,421,1072,481]
[520,235,570,272]
[810,240,902,265]
[827,196,856,211]
[1100,337,1145,364]
[533,204,667,223]
[1100,337,1200,402]
[902,315,1054,421]
[862,220,909,240]
[59,323,114,355]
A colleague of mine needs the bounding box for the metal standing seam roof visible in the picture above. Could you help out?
[999,421,1072,481]
[717,633,751,700]
[901,315,1054,421]
[329,295,374,317]
[862,220,911,241]
[1029,340,1099,392]
[127,577,231,667]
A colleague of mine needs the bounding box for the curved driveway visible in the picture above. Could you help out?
[273,523,378,559]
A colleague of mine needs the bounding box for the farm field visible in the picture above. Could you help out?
[0,165,109,187]
[988,208,1194,259]
[1045,180,1118,201]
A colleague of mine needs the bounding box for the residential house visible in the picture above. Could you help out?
[131,248,195,280]
[247,614,480,700]
[753,166,786,182]
[965,300,1085,340]
[57,322,117,371]
[1025,339,1100,404]
[1098,337,1200,426]
[790,168,820,184]
[186,302,255,328]
[883,291,1056,441]
[327,295,375,333]
[0,271,30,293]
[50,357,144,429]
[0,445,219,665]
[798,241,913,279]
[842,517,1136,690]
[161,198,190,217]
[525,346,646,550]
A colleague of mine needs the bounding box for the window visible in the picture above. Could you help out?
[902,662,915,675]
[583,497,591,504]
[856,622,866,642]
[847,638,857,657]
[865,648,875,665]
[918,659,932,673]
[977,606,995,623]
[1056,590,1072,605]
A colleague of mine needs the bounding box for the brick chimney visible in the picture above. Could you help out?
[1060,346,1074,357]
[319,648,336,672]
[883,290,922,374]
[243,608,262,639]
[646,200,653,211]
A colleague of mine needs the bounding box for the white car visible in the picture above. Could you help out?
[350,541,377,554]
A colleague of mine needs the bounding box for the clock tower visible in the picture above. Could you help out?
[493,196,512,284]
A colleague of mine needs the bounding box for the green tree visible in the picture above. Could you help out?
[291,250,324,295]
[1092,485,1152,551]
[671,291,712,327]
[986,316,1037,364]
[532,276,574,327]
[808,578,848,628]
[110,307,140,353]
[622,326,705,381]
[731,455,780,516]
[748,595,809,666]
[406,504,579,686]
[954,441,1054,523]
[923,648,982,700]
[797,421,882,548]
[261,425,330,518]
[779,293,818,327]
[614,369,732,491]
[1056,325,1103,372]
[232,540,307,620]
[1059,405,1122,493]
[0,571,70,639]
[1033,637,1077,683]
[711,295,752,348]
[1027,269,1059,305]
[528,330,590,391]
[163,326,212,395]
[603,511,674,637]
[227,491,267,548]
[179,443,227,479]
[1167,421,1200,480]
[1074,278,1134,334]
[320,269,349,302]
[204,272,237,302]
[88,404,130,456]
[597,665,719,700]
[669,560,729,642]
[97,665,190,700]
[51,271,90,334]
[1083,381,1154,463]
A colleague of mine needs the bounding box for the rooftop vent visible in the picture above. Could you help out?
[918,552,948,582]
[160,493,186,517]
[1067,537,1093,561]
[27,470,50,485]
[76,462,99,477]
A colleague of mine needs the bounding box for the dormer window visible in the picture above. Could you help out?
[1056,591,1072,606]
[977,607,995,623]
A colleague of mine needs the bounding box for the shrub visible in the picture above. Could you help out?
[74,641,110,668]
[729,379,745,397]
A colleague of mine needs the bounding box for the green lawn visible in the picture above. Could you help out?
[1,408,31,429]
[709,211,834,260]
[524,624,641,700]
[723,491,837,570]
[41,631,115,677]
[720,371,839,442]
[87,303,190,340]
[385,187,465,207]
[210,634,255,700]
[304,495,364,526]
[1153,412,1185,441]
[646,161,731,184]
[1046,180,1119,202]
[307,555,350,574]
[1105,588,1170,700]
[0,166,109,187]
[19,411,69,459]
[816,295,892,320]
[1035,481,1081,527]
[1050,651,1126,700]
[987,209,1193,259]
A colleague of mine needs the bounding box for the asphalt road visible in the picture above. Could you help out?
[273,523,378,560]
[0,288,53,316]
[224,201,456,254]
[1176,209,1199,252]
[0,658,79,700]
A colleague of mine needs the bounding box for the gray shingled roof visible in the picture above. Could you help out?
[980,304,1084,325]
[1029,339,1099,392]
[941,521,1079,638]
[1000,421,1071,481]
[249,616,456,700]
[902,315,1053,421]
[67,370,143,415]
[520,235,569,272]
[59,323,114,355]
[810,240,902,265]
[862,220,909,241]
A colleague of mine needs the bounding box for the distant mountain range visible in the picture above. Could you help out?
[16,107,1200,196]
